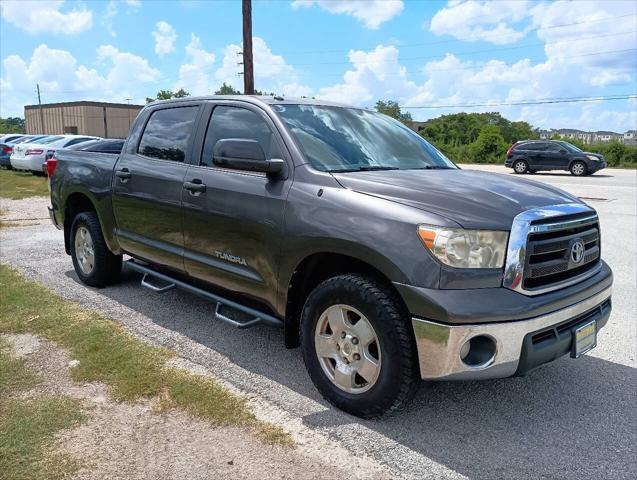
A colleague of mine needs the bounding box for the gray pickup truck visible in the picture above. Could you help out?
[48,96,613,418]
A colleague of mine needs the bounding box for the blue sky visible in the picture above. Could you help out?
[1,0,636,132]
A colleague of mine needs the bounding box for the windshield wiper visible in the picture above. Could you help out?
[408,165,453,170]
[331,166,399,173]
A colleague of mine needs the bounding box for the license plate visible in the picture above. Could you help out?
[572,320,597,358]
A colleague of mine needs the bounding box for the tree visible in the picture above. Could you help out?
[146,88,190,103]
[375,100,413,125]
[0,117,25,133]
[470,124,508,163]
[215,83,242,95]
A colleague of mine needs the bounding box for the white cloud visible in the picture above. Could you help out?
[125,0,141,7]
[292,0,403,29]
[0,0,93,35]
[0,44,160,116]
[317,44,421,105]
[152,21,177,56]
[429,0,530,45]
[174,34,216,94]
[215,37,309,95]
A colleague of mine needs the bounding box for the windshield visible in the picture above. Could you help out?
[273,104,456,172]
[23,135,48,144]
[557,141,583,153]
[36,136,64,145]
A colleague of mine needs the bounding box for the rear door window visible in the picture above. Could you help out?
[138,107,198,162]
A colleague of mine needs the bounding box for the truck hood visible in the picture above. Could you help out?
[332,168,581,230]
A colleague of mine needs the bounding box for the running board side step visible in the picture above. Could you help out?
[126,260,283,329]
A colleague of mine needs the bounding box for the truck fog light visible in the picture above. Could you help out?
[460,335,497,368]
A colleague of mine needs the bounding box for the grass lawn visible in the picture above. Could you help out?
[0,169,49,199]
[0,264,291,454]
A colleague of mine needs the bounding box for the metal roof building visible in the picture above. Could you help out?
[24,101,144,139]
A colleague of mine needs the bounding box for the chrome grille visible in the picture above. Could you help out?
[524,219,600,290]
[503,204,602,296]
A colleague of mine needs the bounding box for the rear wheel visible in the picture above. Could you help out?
[70,212,122,287]
[300,274,419,418]
[570,161,587,176]
[513,160,529,174]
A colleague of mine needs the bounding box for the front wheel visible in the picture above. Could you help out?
[300,274,420,418]
[570,161,587,176]
[70,212,122,287]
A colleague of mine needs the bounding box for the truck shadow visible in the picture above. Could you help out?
[75,268,636,480]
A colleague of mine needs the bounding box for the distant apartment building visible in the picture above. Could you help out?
[546,128,631,145]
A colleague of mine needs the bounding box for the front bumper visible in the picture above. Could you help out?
[411,286,612,380]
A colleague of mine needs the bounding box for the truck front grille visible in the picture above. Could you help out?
[523,215,600,291]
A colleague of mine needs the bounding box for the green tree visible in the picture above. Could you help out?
[146,88,190,103]
[470,124,508,163]
[0,117,25,133]
[375,100,413,125]
[215,83,242,95]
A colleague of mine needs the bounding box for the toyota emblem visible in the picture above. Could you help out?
[571,240,585,264]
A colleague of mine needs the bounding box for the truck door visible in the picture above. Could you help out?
[181,103,293,311]
[112,103,202,272]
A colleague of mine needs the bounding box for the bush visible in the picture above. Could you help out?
[469,125,508,164]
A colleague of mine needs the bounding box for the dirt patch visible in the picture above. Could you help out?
[0,196,50,226]
[4,334,392,480]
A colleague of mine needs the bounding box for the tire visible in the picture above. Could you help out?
[70,211,122,287]
[513,160,529,174]
[570,161,587,176]
[300,274,419,418]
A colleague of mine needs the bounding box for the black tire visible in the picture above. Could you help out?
[300,274,419,418]
[512,159,529,174]
[570,161,587,176]
[70,211,122,287]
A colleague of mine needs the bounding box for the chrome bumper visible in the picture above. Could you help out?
[412,286,612,380]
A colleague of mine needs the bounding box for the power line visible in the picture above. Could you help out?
[401,94,637,109]
[287,30,637,67]
[309,47,637,78]
[277,12,637,56]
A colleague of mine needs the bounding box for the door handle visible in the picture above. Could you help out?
[115,168,131,180]
[183,180,207,193]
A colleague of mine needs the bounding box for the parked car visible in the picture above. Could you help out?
[67,138,125,154]
[0,135,47,169]
[49,96,613,418]
[0,134,27,143]
[505,140,606,176]
[11,135,99,173]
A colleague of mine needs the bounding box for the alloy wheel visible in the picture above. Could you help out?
[314,304,381,394]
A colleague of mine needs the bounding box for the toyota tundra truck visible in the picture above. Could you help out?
[48,96,613,418]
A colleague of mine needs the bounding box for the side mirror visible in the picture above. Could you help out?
[213,138,284,175]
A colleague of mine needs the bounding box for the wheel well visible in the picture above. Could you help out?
[284,252,407,348]
[63,193,96,254]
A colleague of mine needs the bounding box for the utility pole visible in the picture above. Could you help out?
[125,98,132,129]
[242,0,254,95]
[36,83,45,133]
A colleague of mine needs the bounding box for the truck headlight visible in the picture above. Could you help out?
[586,155,600,161]
[418,225,508,268]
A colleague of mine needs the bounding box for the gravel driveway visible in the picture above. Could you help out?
[1,166,635,480]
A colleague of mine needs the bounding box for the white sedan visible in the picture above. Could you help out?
[11,135,99,173]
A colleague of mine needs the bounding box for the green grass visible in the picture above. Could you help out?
[0,263,291,445]
[0,339,85,480]
[0,169,48,199]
